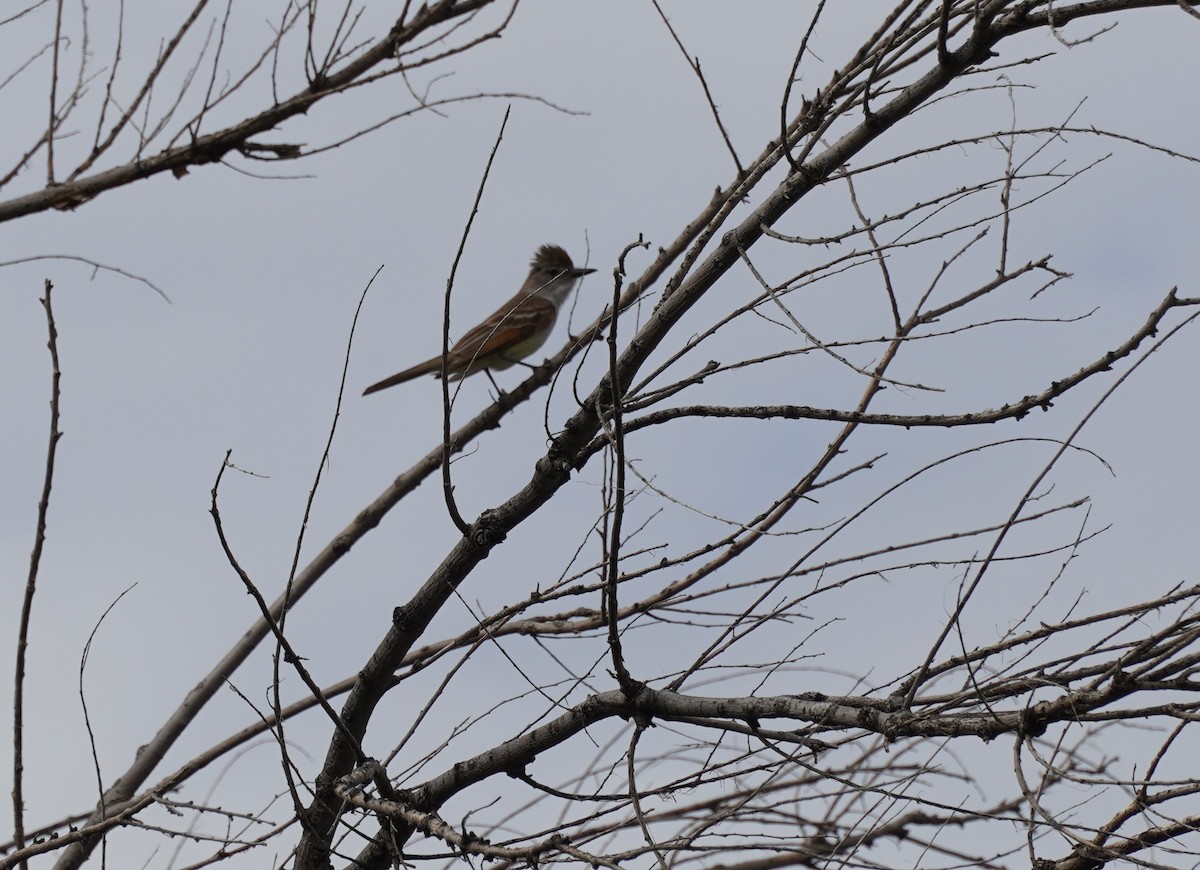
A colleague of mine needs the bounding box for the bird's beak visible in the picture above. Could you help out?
[574,267,597,277]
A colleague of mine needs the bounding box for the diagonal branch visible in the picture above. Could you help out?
[0,0,494,224]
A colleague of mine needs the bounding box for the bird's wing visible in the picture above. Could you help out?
[451,295,557,361]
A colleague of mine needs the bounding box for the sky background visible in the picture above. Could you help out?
[1,2,1198,867]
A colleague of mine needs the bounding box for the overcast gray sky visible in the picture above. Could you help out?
[2,2,1198,867]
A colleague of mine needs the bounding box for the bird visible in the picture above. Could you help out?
[363,244,596,395]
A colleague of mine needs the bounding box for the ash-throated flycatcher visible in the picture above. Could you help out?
[363,244,595,395]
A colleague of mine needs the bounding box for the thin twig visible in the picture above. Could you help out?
[440,105,512,536]
[209,453,365,763]
[11,279,64,867]
[650,0,743,176]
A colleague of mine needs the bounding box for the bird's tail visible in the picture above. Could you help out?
[362,357,444,395]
